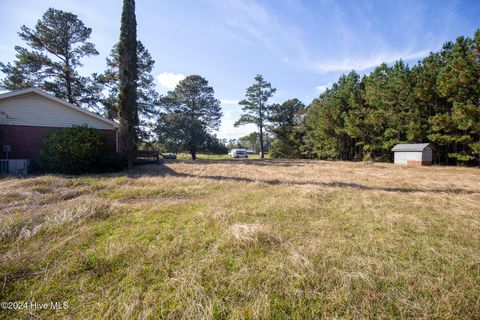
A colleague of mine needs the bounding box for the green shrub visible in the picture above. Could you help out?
[38,126,124,174]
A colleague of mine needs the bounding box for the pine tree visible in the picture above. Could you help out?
[304,71,363,160]
[117,0,138,169]
[411,53,451,163]
[429,35,480,163]
[238,132,261,153]
[0,8,99,109]
[156,75,222,160]
[300,29,479,165]
[98,41,159,142]
[235,74,276,158]
[268,99,305,158]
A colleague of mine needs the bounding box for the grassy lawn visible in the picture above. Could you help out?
[0,159,479,319]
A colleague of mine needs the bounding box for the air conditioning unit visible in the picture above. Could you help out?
[0,159,29,176]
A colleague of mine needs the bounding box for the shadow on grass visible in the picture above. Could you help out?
[165,158,319,167]
[127,164,479,195]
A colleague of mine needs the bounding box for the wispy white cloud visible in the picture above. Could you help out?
[214,0,435,76]
[217,0,431,76]
[156,72,185,92]
[309,49,431,74]
[214,0,308,64]
[302,1,437,74]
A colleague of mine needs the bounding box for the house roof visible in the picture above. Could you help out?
[391,143,432,152]
[0,88,119,128]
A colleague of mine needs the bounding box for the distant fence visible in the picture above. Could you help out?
[136,150,159,161]
[135,150,164,164]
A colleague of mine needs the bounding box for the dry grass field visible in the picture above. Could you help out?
[1,159,479,319]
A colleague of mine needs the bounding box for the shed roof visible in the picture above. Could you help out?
[391,143,432,152]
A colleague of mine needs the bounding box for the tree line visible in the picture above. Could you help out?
[300,30,480,165]
[236,30,480,165]
[1,5,478,164]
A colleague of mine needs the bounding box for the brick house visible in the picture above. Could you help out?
[0,88,118,170]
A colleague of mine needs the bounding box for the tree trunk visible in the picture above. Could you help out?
[191,148,196,160]
[65,59,73,104]
[363,149,372,162]
[258,92,265,159]
[259,124,264,158]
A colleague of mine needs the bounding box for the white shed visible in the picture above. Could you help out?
[391,143,433,166]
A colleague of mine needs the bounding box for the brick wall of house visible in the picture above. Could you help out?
[0,125,117,160]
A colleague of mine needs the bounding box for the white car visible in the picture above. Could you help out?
[230,149,248,158]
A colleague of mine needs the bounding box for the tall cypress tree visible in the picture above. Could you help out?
[117,0,138,169]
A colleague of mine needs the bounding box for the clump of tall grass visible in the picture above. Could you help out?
[0,196,113,243]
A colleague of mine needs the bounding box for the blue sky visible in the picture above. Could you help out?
[1,0,479,139]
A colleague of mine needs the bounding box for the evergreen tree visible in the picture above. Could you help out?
[362,61,415,160]
[299,29,480,165]
[117,0,138,169]
[304,71,363,160]
[411,53,451,163]
[156,75,222,160]
[98,41,159,141]
[0,8,99,109]
[235,74,276,158]
[238,132,261,152]
[429,34,480,163]
[203,134,229,155]
[226,139,240,150]
[268,98,305,158]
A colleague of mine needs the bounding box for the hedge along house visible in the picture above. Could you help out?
[391,143,433,166]
[0,88,118,175]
